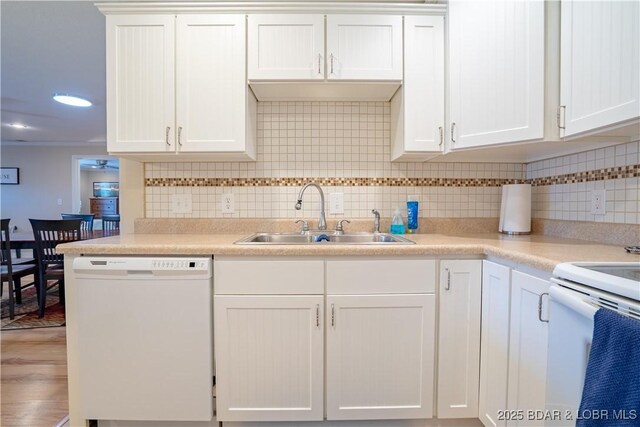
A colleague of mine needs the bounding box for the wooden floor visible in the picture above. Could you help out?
[1,327,69,427]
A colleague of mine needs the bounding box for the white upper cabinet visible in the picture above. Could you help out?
[449,0,545,149]
[106,15,175,152]
[106,14,255,159]
[176,15,248,153]
[248,14,325,80]
[326,15,403,80]
[560,0,640,137]
[391,15,445,161]
[437,260,482,419]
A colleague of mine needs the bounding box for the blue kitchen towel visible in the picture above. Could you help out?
[576,308,640,427]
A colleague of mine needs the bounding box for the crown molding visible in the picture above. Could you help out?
[95,2,447,15]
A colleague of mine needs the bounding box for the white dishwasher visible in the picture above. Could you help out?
[74,257,213,422]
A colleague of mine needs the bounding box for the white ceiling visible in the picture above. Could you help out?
[1,1,106,145]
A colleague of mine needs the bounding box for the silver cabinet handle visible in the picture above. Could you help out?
[316,304,320,328]
[331,303,335,327]
[438,126,443,147]
[538,292,549,323]
[445,268,451,291]
[450,122,456,144]
[165,126,171,146]
[330,54,334,75]
[177,126,183,146]
[557,106,566,130]
[317,54,322,75]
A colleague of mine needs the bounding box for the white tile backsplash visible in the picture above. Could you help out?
[144,101,639,225]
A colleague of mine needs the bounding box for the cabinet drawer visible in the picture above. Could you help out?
[215,258,324,295]
[327,259,435,294]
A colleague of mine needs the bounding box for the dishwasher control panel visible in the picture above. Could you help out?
[74,257,212,277]
[151,259,208,269]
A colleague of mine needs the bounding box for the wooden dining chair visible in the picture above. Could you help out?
[1,219,38,319]
[101,214,120,236]
[29,219,82,318]
[61,213,95,232]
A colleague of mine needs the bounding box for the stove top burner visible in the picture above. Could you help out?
[583,265,640,282]
[553,262,640,301]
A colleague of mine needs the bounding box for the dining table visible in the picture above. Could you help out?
[10,229,116,257]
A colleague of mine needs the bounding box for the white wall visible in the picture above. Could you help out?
[80,169,119,213]
[0,144,108,231]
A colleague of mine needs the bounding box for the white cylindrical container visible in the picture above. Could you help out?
[499,183,532,235]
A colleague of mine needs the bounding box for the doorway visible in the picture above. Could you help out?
[71,155,119,229]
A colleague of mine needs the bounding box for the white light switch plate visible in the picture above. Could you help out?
[221,193,235,214]
[171,194,192,214]
[329,193,344,214]
[591,190,606,215]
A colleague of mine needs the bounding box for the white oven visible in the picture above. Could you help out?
[545,263,640,426]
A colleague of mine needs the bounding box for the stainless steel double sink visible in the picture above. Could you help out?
[235,232,415,245]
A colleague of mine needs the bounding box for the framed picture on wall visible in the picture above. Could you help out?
[0,167,19,185]
[93,182,119,198]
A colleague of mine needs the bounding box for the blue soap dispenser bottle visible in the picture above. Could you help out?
[390,207,406,234]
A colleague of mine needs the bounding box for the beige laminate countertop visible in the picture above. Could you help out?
[57,232,638,273]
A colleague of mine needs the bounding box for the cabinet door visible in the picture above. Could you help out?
[449,0,544,148]
[248,14,325,80]
[437,260,482,418]
[391,15,445,161]
[479,261,511,427]
[507,271,550,426]
[326,15,402,80]
[326,294,435,420]
[214,295,324,422]
[106,15,175,152]
[176,15,246,153]
[561,0,640,137]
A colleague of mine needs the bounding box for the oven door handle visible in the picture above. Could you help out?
[550,285,598,320]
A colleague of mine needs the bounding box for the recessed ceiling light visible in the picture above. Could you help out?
[53,93,92,107]
[8,123,28,129]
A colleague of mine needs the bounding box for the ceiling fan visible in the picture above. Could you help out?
[91,160,118,170]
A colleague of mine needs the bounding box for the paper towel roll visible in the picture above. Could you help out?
[499,184,532,234]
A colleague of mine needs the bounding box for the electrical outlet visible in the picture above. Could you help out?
[57,198,63,206]
[329,192,344,214]
[591,190,606,215]
[221,193,235,214]
[171,194,192,214]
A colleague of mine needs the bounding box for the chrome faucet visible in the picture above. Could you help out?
[295,183,327,230]
[371,209,381,233]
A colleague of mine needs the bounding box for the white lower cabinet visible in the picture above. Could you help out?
[479,261,512,427]
[506,271,550,427]
[437,260,482,418]
[215,257,436,423]
[214,295,324,422]
[477,262,551,427]
[326,294,435,420]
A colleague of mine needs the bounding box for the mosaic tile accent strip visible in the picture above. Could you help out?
[527,164,639,186]
[144,164,638,188]
[145,177,524,188]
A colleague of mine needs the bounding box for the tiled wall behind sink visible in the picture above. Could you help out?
[145,101,525,220]
[144,101,639,225]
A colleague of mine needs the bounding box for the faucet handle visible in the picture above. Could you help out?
[295,219,309,233]
[371,209,381,233]
[335,219,351,232]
